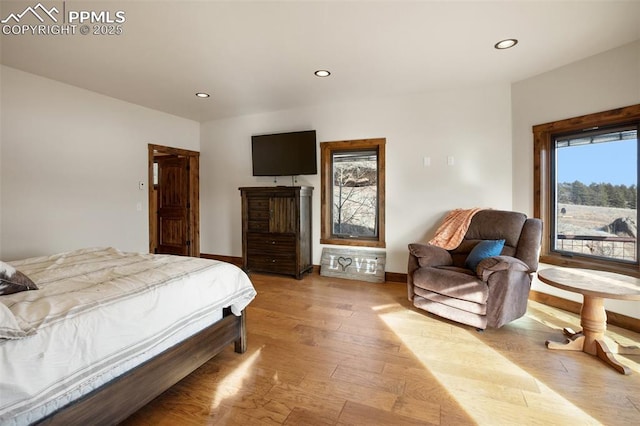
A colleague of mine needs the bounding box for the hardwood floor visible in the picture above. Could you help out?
[123,272,640,425]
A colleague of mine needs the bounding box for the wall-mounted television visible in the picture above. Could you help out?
[251,130,317,176]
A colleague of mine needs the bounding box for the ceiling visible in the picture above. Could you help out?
[1,1,639,122]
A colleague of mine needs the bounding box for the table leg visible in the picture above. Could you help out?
[607,341,640,355]
[546,295,632,375]
[545,335,584,351]
[562,327,582,339]
[579,295,606,355]
[594,339,631,375]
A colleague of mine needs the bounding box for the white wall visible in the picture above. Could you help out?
[200,82,513,273]
[512,40,640,319]
[0,66,200,260]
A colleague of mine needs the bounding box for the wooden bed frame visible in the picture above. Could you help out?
[37,308,246,425]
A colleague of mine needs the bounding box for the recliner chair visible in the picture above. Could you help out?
[407,210,542,329]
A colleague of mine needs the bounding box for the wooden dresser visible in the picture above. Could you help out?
[239,186,313,279]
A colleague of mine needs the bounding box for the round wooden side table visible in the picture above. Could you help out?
[537,267,640,375]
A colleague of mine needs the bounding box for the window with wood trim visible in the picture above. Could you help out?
[320,138,386,248]
[533,104,640,276]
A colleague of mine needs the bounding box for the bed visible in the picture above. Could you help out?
[0,247,257,425]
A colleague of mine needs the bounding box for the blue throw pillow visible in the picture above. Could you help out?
[465,239,505,271]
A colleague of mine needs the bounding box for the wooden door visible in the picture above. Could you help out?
[157,156,190,255]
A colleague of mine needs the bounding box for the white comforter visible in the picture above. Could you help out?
[0,247,256,425]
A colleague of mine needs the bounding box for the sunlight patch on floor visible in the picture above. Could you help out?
[525,301,581,331]
[528,301,640,373]
[373,303,603,425]
[210,346,263,410]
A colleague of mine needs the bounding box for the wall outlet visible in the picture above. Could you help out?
[138,181,145,190]
[447,156,455,166]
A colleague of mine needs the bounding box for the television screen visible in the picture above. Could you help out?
[251,130,317,176]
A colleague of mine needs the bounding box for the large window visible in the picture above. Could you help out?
[534,104,640,275]
[320,138,385,248]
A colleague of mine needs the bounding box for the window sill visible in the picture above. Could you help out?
[539,254,640,279]
[320,238,386,248]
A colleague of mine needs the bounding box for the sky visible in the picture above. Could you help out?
[556,139,637,186]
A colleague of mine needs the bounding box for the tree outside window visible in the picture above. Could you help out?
[332,150,378,237]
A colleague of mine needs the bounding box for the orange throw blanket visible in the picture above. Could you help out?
[428,208,484,250]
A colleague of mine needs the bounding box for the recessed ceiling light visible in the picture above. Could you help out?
[314,70,331,77]
[494,39,518,50]
[195,92,210,98]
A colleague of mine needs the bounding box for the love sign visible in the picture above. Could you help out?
[320,248,386,283]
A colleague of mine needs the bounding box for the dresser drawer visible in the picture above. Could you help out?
[246,233,296,274]
[247,255,296,274]
[247,197,269,213]
[246,197,269,231]
[247,220,269,232]
[247,233,296,253]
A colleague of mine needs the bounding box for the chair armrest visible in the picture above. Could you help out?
[476,256,531,281]
[408,243,453,267]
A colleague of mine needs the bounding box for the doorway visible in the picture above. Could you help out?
[148,144,200,257]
